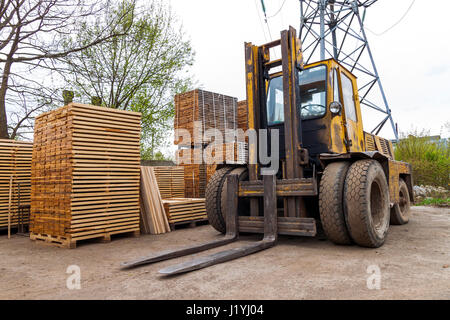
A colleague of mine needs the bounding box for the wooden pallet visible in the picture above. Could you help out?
[169,218,208,231]
[0,139,33,229]
[30,229,140,249]
[30,103,141,247]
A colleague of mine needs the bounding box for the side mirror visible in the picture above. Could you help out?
[329,101,342,115]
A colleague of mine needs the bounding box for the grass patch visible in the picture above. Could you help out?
[395,129,449,188]
[415,197,450,207]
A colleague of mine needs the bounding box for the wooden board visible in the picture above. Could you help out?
[30,103,141,246]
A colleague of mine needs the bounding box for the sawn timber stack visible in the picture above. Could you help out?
[30,103,141,248]
[0,139,33,229]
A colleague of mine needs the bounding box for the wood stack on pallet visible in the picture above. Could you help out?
[174,89,238,145]
[139,166,171,234]
[0,139,33,229]
[162,198,207,227]
[30,103,141,248]
[153,166,185,199]
[183,164,206,198]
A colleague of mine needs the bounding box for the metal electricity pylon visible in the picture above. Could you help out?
[299,0,398,140]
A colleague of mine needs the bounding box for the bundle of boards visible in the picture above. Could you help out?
[0,139,33,229]
[162,198,207,226]
[30,103,141,248]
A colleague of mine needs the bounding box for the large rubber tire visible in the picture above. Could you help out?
[344,160,390,248]
[390,179,411,225]
[205,167,234,234]
[319,161,352,245]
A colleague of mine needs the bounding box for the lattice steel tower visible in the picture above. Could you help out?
[299,0,398,140]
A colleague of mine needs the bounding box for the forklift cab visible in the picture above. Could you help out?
[265,59,365,164]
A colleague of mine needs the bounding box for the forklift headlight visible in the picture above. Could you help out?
[330,101,342,114]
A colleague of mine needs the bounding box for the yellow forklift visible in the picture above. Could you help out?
[123,27,413,275]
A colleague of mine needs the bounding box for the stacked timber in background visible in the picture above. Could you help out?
[174,89,249,194]
[153,166,185,199]
[174,89,238,143]
[0,139,33,229]
[30,103,141,248]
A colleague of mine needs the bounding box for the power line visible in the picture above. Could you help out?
[254,0,269,42]
[365,0,415,36]
[268,0,287,19]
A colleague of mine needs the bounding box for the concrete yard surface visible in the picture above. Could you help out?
[0,206,449,300]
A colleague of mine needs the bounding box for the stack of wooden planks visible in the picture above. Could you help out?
[139,166,171,234]
[30,103,141,248]
[0,139,33,229]
[174,89,238,146]
[162,198,207,226]
[153,166,185,199]
[237,100,248,131]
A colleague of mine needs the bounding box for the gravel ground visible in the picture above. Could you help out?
[0,206,449,300]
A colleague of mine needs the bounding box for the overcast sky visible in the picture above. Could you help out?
[169,0,450,140]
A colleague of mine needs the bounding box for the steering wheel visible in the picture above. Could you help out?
[301,104,326,111]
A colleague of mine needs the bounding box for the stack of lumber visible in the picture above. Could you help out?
[175,147,206,198]
[30,103,141,248]
[237,100,248,131]
[139,166,171,234]
[153,166,185,199]
[0,139,33,229]
[183,164,207,198]
[174,89,238,146]
[162,198,207,225]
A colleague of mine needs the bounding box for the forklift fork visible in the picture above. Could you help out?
[121,174,278,275]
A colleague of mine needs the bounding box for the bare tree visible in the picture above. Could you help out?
[0,0,134,139]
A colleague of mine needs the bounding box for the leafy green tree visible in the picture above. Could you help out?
[58,0,194,158]
[0,0,133,139]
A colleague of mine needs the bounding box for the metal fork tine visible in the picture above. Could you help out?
[121,174,240,270]
[158,175,278,276]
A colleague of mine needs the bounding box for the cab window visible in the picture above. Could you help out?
[341,73,357,122]
[266,65,327,126]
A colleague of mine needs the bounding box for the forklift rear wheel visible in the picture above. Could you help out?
[319,161,353,245]
[344,160,390,248]
[390,179,411,225]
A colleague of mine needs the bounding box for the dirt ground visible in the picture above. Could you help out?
[1,206,449,300]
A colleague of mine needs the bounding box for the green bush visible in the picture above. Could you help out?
[394,130,449,188]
